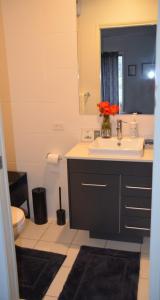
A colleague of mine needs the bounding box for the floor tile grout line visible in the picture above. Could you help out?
[25,218,52,230]
[33,230,75,254]
[17,237,41,242]
[39,235,77,246]
[17,221,50,246]
[19,219,52,242]
[39,222,75,244]
[67,229,79,247]
[32,221,55,249]
[38,221,57,241]
[39,222,78,243]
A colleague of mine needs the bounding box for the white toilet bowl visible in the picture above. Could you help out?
[11,206,25,239]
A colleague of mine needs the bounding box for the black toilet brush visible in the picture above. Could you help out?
[56,187,66,225]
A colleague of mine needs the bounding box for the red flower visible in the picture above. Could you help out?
[110,104,119,115]
[97,101,119,116]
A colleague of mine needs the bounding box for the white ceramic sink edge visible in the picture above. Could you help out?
[88,137,144,157]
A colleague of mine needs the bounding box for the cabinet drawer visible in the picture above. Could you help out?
[121,203,151,219]
[78,173,118,191]
[122,216,150,233]
[122,176,152,198]
[68,160,152,176]
[121,196,151,209]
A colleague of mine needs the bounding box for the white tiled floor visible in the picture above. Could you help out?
[16,219,150,300]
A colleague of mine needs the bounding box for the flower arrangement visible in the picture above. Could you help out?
[97,101,119,116]
[97,101,119,138]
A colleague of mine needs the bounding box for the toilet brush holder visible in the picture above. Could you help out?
[56,209,66,225]
[56,187,66,225]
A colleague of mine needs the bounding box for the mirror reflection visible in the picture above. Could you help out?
[101,25,156,114]
[77,0,157,115]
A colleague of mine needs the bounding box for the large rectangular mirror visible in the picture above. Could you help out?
[77,0,157,115]
[101,25,156,114]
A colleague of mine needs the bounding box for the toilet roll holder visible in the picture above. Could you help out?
[45,153,63,161]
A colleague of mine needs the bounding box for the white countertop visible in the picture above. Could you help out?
[65,142,153,162]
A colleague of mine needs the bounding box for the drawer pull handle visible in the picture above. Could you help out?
[125,225,150,231]
[125,185,152,191]
[81,183,108,187]
[125,206,151,211]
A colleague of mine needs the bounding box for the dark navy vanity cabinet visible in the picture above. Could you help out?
[67,159,152,243]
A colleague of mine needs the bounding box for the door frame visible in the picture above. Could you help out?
[150,1,160,298]
[0,1,160,299]
[0,110,19,300]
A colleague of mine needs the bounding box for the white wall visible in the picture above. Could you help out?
[0,5,16,170]
[0,0,80,218]
[0,0,157,219]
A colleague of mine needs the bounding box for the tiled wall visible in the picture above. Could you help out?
[1,0,81,218]
[0,0,156,218]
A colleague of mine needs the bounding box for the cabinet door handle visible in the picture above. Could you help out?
[125,206,151,211]
[125,185,152,191]
[81,183,108,187]
[125,225,150,231]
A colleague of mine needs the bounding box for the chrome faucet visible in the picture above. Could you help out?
[116,119,123,140]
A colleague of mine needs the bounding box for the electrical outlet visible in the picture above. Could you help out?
[52,123,64,131]
[81,128,94,142]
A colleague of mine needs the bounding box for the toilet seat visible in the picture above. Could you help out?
[11,206,25,228]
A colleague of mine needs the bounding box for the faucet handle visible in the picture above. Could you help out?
[116,119,122,140]
[117,119,122,128]
[117,119,127,125]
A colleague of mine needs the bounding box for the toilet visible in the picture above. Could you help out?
[11,206,26,239]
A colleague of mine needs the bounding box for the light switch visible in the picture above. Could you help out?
[52,123,64,131]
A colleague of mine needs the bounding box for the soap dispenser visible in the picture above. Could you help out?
[129,117,138,138]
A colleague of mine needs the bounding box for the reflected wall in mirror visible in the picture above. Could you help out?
[77,0,157,115]
[101,25,156,114]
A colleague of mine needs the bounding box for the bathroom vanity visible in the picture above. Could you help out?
[66,143,153,243]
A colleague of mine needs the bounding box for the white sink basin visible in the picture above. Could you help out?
[88,137,144,157]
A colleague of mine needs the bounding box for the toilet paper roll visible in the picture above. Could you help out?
[46,153,61,164]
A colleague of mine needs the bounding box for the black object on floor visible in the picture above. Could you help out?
[56,186,66,225]
[32,187,48,224]
[58,245,140,300]
[16,246,66,300]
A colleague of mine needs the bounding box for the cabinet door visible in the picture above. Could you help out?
[69,173,119,234]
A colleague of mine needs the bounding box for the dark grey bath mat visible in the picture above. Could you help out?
[58,245,140,300]
[16,246,66,300]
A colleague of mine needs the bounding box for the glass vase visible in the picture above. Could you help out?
[101,115,112,138]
